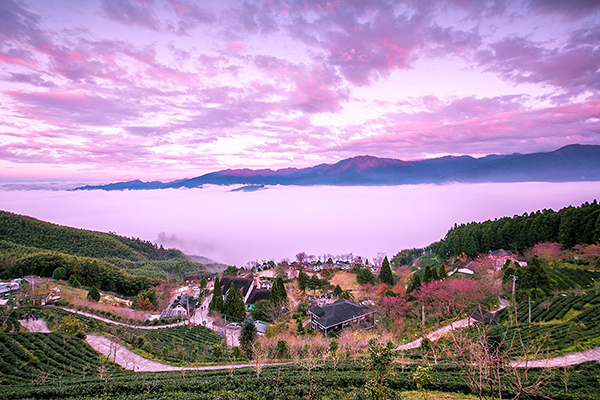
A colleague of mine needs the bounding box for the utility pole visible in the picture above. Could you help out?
[512,275,518,323]
[528,296,531,335]
[421,304,425,339]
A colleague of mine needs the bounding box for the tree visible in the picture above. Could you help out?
[199,277,207,289]
[438,264,448,280]
[224,283,245,321]
[224,282,237,317]
[378,256,394,286]
[52,267,67,280]
[239,318,257,359]
[423,265,434,284]
[68,275,80,288]
[298,271,309,292]
[357,267,376,285]
[364,339,396,400]
[270,277,288,305]
[520,255,549,295]
[333,284,343,296]
[87,286,100,301]
[209,277,224,313]
[407,273,421,294]
[568,322,585,349]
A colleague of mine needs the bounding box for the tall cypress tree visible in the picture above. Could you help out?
[270,277,288,305]
[224,282,237,317]
[209,277,224,313]
[423,265,433,284]
[407,273,421,294]
[438,265,448,280]
[379,256,394,285]
[233,288,246,321]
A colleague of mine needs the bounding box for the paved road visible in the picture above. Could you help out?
[59,307,187,329]
[396,297,508,351]
[86,334,287,372]
[511,347,600,368]
[19,318,51,333]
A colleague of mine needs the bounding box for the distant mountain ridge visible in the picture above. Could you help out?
[75,144,600,190]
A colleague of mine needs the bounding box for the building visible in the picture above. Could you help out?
[160,293,197,319]
[308,299,376,336]
[220,274,271,305]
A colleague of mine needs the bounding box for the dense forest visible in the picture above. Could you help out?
[0,211,206,296]
[436,200,600,258]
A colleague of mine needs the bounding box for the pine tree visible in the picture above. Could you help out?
[232,287,246,321]
[68,275,80,288]
[52,267,67,280]
[379,256,394,285]
[209,277,224,313]
[224,282,237,317]
[423,265,433,284]
[298,271,309,292]
[438,265,448,280]
[240,318,257,359]
[333,284,343,296]
[270,277,288,305]
[87,286,100,301]
[407,273,421,294]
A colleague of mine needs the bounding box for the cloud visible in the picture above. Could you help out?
[100,0,160,30]
[476,28,600,99]
[165,0,214,35]
[526,0,600,19]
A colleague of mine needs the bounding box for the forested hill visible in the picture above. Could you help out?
[0,211,185,262]
[0,211,205,296]
[436,200,600,258]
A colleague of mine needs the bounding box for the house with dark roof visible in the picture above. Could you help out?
[160,293,197,319]
[308,299,376,336]
[469,309,497,324]
[220,274,271,305]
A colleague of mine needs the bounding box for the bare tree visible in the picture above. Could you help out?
[445,321,555,400]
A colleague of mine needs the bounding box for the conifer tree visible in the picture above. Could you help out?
[438,265,448,280]
[232,287,246,321]
[379,256,394,285]
[209,277,224,313]
[224,282,237,317]
[423,265,433,284]
[87,286,100,301]
[407,273,421,294]
[68,275,80,288]
[270,277,288,305]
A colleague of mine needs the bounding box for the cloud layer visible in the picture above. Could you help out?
[1,0,599,182]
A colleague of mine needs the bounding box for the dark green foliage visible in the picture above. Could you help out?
[0,212,204,296]
[239,318,257,358]
[423,265,436,284]
[298,271,309,291]
[296,317,305,335]
[437,200,600,258]
[0,211,185,262]
[209,277,224,313]
[357,267,376,285]
[333,284,343,296]
[51,267,67,280]
[438,265,448,280]
[407,273,421,294]
[378,256,394,285]
[67,275,80,287]
[520,255,550,294]
[249,300,272,323]
[276,339,288,358]
[269,277,288,305]
[87,286,100,301]
[223,283,245,322]
[222,266,240,276]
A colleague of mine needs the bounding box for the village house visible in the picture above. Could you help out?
[220,274,271,305]
[308,299,376,336]
[160,293,197,319]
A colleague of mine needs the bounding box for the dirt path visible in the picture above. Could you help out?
[86,334,287,372]
[19,318,51,333]
[59,307,186,329]
[510,347,600,368]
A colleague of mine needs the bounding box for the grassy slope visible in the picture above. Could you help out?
[0,211,207,293]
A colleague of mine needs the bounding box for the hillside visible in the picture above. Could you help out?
[75,144,600,190]
[0,211,207,295]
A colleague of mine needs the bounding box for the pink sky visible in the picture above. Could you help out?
[1,0,599,182]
